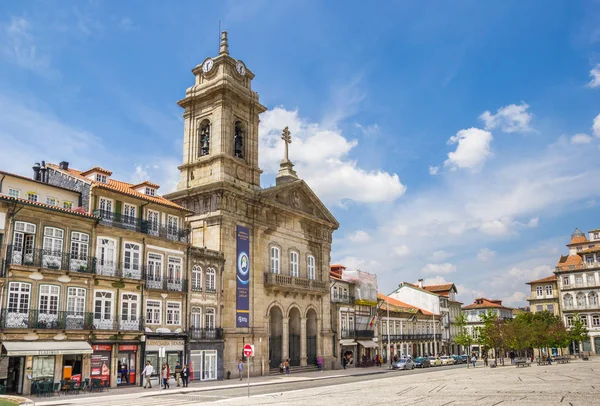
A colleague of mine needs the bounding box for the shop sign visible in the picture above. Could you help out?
[118,345,138,352]
[145,339,184,351]
[92,344,112,351]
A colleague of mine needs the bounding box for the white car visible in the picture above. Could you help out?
[392,358,415,370]
[439,356,455,366]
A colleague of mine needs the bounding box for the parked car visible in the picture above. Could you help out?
[451,355,464,364]
[414,357,431,368]
[460,355,469,363]
[439,356,454,366]
[392,358,415,370]
[428,357,442,367]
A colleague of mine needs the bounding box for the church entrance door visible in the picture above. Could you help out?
[269,306,283,369]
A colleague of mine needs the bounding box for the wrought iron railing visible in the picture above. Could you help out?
[5,245,95,273]
[332,294,355,304]
[94,210,190,242]
[92,315,144,331]
[143,272,187,292]
[380,333,442,342]
[1,310,94,330]
[189,327,223,340]
[340,329,375,339]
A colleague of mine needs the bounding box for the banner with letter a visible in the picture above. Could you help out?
[236,225,250,327]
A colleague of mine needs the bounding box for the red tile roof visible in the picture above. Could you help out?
[403,282,440,296]
[0,193,98,219]
[423,283,457,296]
[578,246,600,255]
[132,181,160,190]
[377,293,434,316]
[48,164,190,212]
[462,297,510,310]
[556,254,583,270]
[80,167,113,176]
[526,275,557,285]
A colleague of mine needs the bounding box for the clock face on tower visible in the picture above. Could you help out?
[236,61,246,76]
[202,58,214,73]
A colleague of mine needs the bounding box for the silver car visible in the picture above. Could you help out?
[392,358,415,370]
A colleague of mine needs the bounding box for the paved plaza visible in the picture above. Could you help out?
[29,358,598,406]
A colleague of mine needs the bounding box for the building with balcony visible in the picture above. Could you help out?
[377,293,441,362]
[526,275,559,315]
[329,265,378,368]
[164,33,339,375]
[554,228,600,355]
[462,297,513,357]
[422,283,462,355]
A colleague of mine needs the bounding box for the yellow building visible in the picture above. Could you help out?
[526,275,559,315]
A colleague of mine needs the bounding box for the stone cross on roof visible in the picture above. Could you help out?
[276,126,298,185]
[281,126,292,161]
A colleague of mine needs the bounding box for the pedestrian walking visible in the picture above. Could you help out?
[342,355,347,370]
[181,364,190,387]
[174,361,182,387]
[471,355,477,368]
[161,363,170,389]
[483,354,488,367]
[317,355,323,372]
[141,361,154,389]
[237,358,244,380]
[284,359,290,375]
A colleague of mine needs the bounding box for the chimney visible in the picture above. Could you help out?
[59,161,69,170]
[40,161,47,183]
[32,163,41,181]
[418,279,424,289]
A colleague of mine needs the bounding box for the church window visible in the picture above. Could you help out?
[563,294,573,308]
[198,119,210,157]
[290,251,299,277]
[234,121,244,159]
[307,255,315,280]
[270,246,280,274]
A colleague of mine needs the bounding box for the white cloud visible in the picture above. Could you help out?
[479,102,533,133]
[588,64,600,88]
[527,217,539,228]
[392,245,411,257]
[1,16,50,71]
[594,113,600,137]
[259,107,406,205]
[421,263,456,275]
[348,230,371,243]
[421,276,451,286]
[444,128,493,171]
[432,250,454,261]
[429,165,440,175]
[571,133,593,144]
[477,248,496,261]
[503,291,527,307]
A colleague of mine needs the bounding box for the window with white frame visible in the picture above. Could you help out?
[566,316,573,326]
[545,285,553,296]
[166,302,181,325]
[536,286,543,296]
[270,246,280,274]
[39,285,60,315]
[147,253,163,281]
[70,232,89,260]
[577,293,586,307]
[147,210,159,234]
[588,274,596,285]
[8,188,19,198]
[191,308,202,328]
[563,277,570,286]
[66,287,86,316]
[146,300,161,325]
[98,197,113,213]
[96,238,116,275]
[587,256,595,265]
[121,293,139,322]
[204,307,215,329]
[192,265,202,291]
[94,291,113,321]
[145,187,156,196]
[589,292,598,305]
[592,314,600,327]
[123,203,136,224]
[547,304,555,313]
[27,192,38,202]
[46,197,57,206]
[576,275,583,285]
[12,221,36,264]
[95,174,107,183]
[7,282,31,313]
[536,305,543,312]
[43,227,64,253]
[168,257,182,281]
[581,315,588,326]
[123,242,141,275]
[290,251,299,277]
[206,268,216,292]
[167,215,179,235]
[63,201,73,210]
[307,255,315,280]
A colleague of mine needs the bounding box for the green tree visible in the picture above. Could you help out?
[453,313,473,368]
[478,310,506,363]
[569,314,589,355]
[504,316,532,357]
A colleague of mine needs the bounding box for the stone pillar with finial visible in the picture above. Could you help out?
[276,126,298,185]
[219,31,229,55]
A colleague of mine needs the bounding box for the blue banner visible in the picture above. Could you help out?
[236,225,250,327]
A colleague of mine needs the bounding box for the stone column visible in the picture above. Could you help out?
[300,317,307,366]
[282,317,290,360]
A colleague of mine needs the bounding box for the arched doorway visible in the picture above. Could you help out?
[289,307,301,366]
[306,309,318,365]
[268,306,283,369]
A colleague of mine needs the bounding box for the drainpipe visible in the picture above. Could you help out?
[0,174,5,193]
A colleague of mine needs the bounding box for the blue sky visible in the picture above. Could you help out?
[1,0,600,306]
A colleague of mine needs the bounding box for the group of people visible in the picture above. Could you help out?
[141,361,190,389]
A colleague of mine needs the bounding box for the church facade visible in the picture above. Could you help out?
[165,32,339,375]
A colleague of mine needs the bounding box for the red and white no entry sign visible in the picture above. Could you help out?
[243,344,254,357]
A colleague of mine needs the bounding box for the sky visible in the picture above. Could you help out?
[1,0,599,307]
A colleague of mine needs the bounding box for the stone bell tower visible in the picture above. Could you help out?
[176,31,267,191]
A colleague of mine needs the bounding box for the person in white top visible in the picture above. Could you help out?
[141,361,154,388]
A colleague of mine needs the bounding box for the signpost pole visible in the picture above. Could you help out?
[247,356,250,397]
[243,344,254,398]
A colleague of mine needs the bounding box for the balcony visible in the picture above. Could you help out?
[6,246,96,273]
[189,327,223,340]
[380,333,442,342]
[94,210,189,243]
[562,303,600,311]
[340,329,375,339]
[95,261,142,279]
[556,262,600,272]
[526,294,558,301]
[91,316,144,331]
[1,310,94,330]
[144,273,188,292]
[332,294,355,304]
[264,273,329,294]
[561,281,600,290]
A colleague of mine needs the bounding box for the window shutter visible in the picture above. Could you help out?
[94,195,98,211]
[115,200,122,215]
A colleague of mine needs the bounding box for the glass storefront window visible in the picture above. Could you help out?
[32,356,54,380]
[146,353,159,377]
[167,353,180,372]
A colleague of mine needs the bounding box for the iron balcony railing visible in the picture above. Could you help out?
[94,210,190,243]
[380,333,442,342]
[6,245,96,273]
[340,329,375,339]
[91,315,144,331]
[331,294,355,304]
[95,261,143,279]
[143,272,188,292]
[264,273,329,293]
[189,327,223,340]
[1,310,94,330]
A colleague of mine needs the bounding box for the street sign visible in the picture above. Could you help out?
[243,344,254,357]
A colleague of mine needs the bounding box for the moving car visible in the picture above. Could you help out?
[428,357,442,367]
[451,355,464,364]
[392,358,415,370]
[439,356,454,366]
[414,357,431,368]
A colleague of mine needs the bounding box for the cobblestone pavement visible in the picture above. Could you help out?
[35,359,598,405]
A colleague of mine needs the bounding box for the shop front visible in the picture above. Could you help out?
[1,341,92,395]
[116,344,139,386]
[144,337,185,383]
[187,341,223,381]
[90,344,112,386]
[339,339,356,368]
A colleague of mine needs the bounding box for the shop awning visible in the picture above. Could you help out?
[357,340,378,349]
[339,339,357,346]
[2,341,93,356]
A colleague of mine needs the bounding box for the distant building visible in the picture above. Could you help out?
[554,228,600,355]
[422,283,462,355]
[526,275,559,316]
[461,298,513,356]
